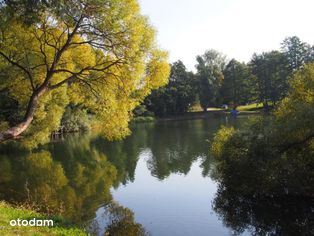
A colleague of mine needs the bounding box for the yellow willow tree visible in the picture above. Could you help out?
[0,0,170,145]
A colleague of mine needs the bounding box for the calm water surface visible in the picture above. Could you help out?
[93,117,247,236]
[1,116,311,235]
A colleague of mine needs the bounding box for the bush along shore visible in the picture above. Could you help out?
[0,201,87,236]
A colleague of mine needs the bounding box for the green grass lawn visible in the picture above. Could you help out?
[188,104,223,112]
[237,103,263,111]
[206,107,223,111]
[0,201,87,236]
[189,102,265,113]
[237,102,270,111]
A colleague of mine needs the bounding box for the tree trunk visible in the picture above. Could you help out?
[0,86,47,143]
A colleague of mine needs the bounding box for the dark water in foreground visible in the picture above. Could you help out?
[0,116,313,235]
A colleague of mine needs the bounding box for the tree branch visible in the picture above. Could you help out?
[278,133,314,153]
[0,51,35,90]
[49,59,123,88]
[48,75,77,90]
[43,14,84,86]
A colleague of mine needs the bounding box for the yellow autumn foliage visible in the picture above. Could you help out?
[0,0,170,148]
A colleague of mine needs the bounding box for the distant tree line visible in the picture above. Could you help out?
[140,36,314,117]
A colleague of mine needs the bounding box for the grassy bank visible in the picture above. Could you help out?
[0,202,87,236]
[158,104,262,122]
[132,103,265,123]
[189,103,268,113]
[131,116,156,123]
[237,103,267,111]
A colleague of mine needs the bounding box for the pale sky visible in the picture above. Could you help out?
[139,0,314,71]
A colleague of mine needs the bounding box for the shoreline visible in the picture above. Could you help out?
[0,201,87,236]
[155,110,261,122]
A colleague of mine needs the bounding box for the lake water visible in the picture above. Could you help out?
[92,116,248,236]
[1,116,312,235]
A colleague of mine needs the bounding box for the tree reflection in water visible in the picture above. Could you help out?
[0,142,116,223]
[213,185,314,235]
[0,134,148,234]
[90,201,149,236]
[2,117,311,235]
[209,125,314,235]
